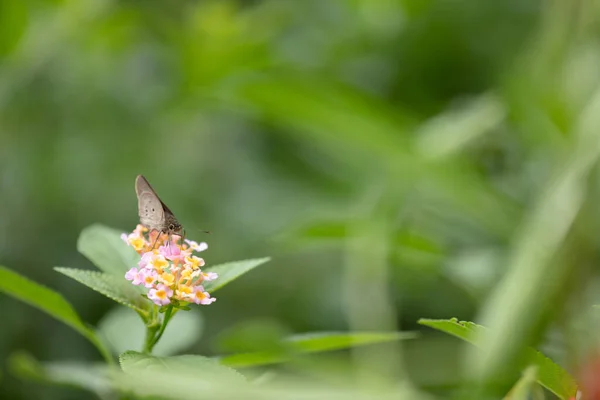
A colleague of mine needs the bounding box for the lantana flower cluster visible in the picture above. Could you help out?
[121,224,217,307]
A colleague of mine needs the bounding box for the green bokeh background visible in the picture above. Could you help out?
[2,0,600,399]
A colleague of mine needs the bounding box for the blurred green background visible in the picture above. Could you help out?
[3,0,600,398]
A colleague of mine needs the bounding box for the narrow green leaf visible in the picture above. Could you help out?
[0,266,113,363]
[216,319,290,353]
[282,221,348,243]
[280,220,443,259]
[78,224,139,276]
[415,93,505,159]
[286,331,417,352]
[418,318,578,399]
[219,331,417,368]
[9,352,112,398]
[54,267,150,315]
[203,257,270,293]
[119,351,247,384]
[0,266,87,335]
[237,76,414,166]
[505,366,539,400]
[470,87,600,380]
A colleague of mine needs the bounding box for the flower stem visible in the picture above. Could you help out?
[142,305,160,353]
[143,322,160,354]
[147,305,174,352]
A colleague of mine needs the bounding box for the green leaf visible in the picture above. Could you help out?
[287,331,417,353]
[0,0,28,57]
[203,257,270,293]
[78,224,139,276]
[219,331,417,368]
[99,307,203,356]
[119,351,247,384]
[9,352,112,399]
[505,366,540,400]
[415,93,505,159]
[236,76,414,166]
[0,266,113,363]
[216,319,290,353]
[54,267,150,315]
[280,220,348,244]
[418,318,578,400]
[0,266,86,334]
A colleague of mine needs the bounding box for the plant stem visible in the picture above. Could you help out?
[147,305,174,352]
[143,323,160,354]
[142,306,160,354]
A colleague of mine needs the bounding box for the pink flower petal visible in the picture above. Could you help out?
[191,285,216,305]
[203,272,218,281]
[184,239,208,252]
[138,252,154,268]
[125,267,138,281]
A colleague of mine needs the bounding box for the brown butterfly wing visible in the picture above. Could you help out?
[160,198,182,231]
[135,175,167,232]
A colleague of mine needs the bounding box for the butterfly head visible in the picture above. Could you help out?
[167,222,183,235]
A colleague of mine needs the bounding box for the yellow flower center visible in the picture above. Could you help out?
[143,275,155,285]
[176,285,193,299]
[130,237,145,252]
[195,290,206,301]
[152,258,169,272]
[161,273,175,286]
[185,256,204,270]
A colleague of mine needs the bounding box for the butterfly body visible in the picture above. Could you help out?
[135,175,183,238]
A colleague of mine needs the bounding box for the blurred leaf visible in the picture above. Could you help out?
[0,266,112,362]
[116,351,425,399]
[179,1,271,89]
[119,351,247,384]
[78,224,139,276]
[9,352,112,399]
[99,307,203,356]
[114,357,418,400]
[216,319,290,353]
[219,331,418,368]
[280,220,348,245]
[424,161,522,239]
[443,247,502,296]
[471,76,600,383]
[504,366,540,400]
[418,318,577,399]
[280,220,442,252]
[416,93,506,159]
[286,331,417,352]
[203,257,271,293]
[15,351,428,400]
[0,0,28,57]
[235,75,415,167]
[54,267,150,315]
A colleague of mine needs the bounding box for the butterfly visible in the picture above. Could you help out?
[135,175,184,247]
